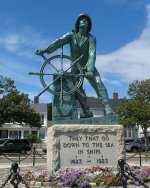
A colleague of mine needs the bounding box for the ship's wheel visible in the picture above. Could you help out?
[29,47,84,100]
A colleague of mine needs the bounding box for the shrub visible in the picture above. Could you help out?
[25,133,42,144]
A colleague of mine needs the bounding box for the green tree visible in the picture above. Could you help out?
[118,78,150,150]
[25,133,42,144]
[0,76,42,128]
[0,75,16,96]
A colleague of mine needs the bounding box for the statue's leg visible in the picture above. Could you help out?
[75,87,93,118]
[87,68,112,115]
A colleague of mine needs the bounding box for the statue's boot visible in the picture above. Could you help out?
[80,110,93,118]
[78,97,93,118]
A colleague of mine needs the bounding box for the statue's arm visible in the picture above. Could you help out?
[46,32,71,54]
[86,36,96,73]
[35,32,71,55]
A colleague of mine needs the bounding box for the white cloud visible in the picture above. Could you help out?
[0,26,55,92]
[96,3,150,85]
[0,26,52,58]
[3,34,20,52]
[0,56,39,87]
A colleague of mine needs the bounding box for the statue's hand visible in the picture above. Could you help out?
[35,49,45,56]
[85,71,93,78]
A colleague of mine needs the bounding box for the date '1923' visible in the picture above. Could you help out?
[97,158,108,164]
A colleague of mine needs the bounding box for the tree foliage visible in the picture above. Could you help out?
[118,79,150,147]
[0,75,16,96]
[0,76,42,128]
[25,133,42,144]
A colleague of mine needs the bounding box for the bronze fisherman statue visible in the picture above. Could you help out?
[36,14,112,118]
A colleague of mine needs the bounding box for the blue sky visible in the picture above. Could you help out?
[0,0,150,103]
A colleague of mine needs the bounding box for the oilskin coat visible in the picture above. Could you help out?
[45,30,111,116]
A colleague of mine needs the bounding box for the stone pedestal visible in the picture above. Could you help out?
[47,124,125,171]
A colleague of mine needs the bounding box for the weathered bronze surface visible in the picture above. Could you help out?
[32,14,116,123]
[54,115,118,125]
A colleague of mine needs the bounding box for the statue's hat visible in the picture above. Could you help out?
[75,14,92,32]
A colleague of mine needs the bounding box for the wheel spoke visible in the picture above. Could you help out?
[47,61,59,73]
[64,54,84,73]
[29,72,57,76]
[41,54,59,73]
[37,75,60,96]
[64,73,85,77]
[60,77,63,105]
[61,46,63,72]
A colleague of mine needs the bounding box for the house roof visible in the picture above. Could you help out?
[110,98,122,108]
[30,103,47,113]
[0,123,32,129]
[76,97,122,109]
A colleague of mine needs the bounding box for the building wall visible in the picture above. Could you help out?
[124,126,138,140]
[0,102,48,143]
[138,126,150,138]
[0,123,38,139]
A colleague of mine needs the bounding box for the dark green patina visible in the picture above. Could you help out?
[54,115,118,125]
[30,14,118,124]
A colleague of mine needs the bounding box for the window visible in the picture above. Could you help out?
[124,129,127,138]
[41,114,44,123]
[0,130,8,138]
[24,130,30,137]
[9,131,21,139]
[7,140,14,144]
[128,128,132,138]
[39,131,45,139]
[32,131,37,136]
[0,139,8,144]
[13,140,21,144]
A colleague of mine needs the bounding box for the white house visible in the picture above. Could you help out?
[1,93,145,143]
[0,96,48,144]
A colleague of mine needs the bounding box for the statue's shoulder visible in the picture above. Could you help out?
[64,30,76,37]
[61,31,73,40]
[88,33,96,42]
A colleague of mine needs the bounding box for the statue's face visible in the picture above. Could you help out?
[79,17,89,30]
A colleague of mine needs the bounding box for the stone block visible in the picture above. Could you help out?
[47,124,125,171]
